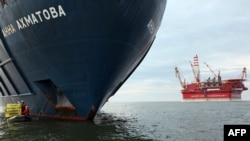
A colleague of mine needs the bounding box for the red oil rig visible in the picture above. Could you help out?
[175,55,248,101]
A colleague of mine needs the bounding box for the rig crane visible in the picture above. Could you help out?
[190,61,200,84]
[174,67,186,89]
[204,62,218,78]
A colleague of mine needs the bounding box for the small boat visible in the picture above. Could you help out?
[7,115,32,123]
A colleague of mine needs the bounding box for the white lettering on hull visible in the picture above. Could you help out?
[2,5,66,37]
[1,24,16,37]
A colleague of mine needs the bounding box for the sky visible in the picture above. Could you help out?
[109,0,250,102]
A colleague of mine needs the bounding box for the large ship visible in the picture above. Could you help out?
[175,55,248,101]
[0,0,167,120]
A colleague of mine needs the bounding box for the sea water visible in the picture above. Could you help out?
[0,101,250,141]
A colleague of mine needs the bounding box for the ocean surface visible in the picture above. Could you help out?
[0,101,250,141]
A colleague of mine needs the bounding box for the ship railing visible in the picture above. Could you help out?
[3,93,33,97]
[200,81,221,88]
